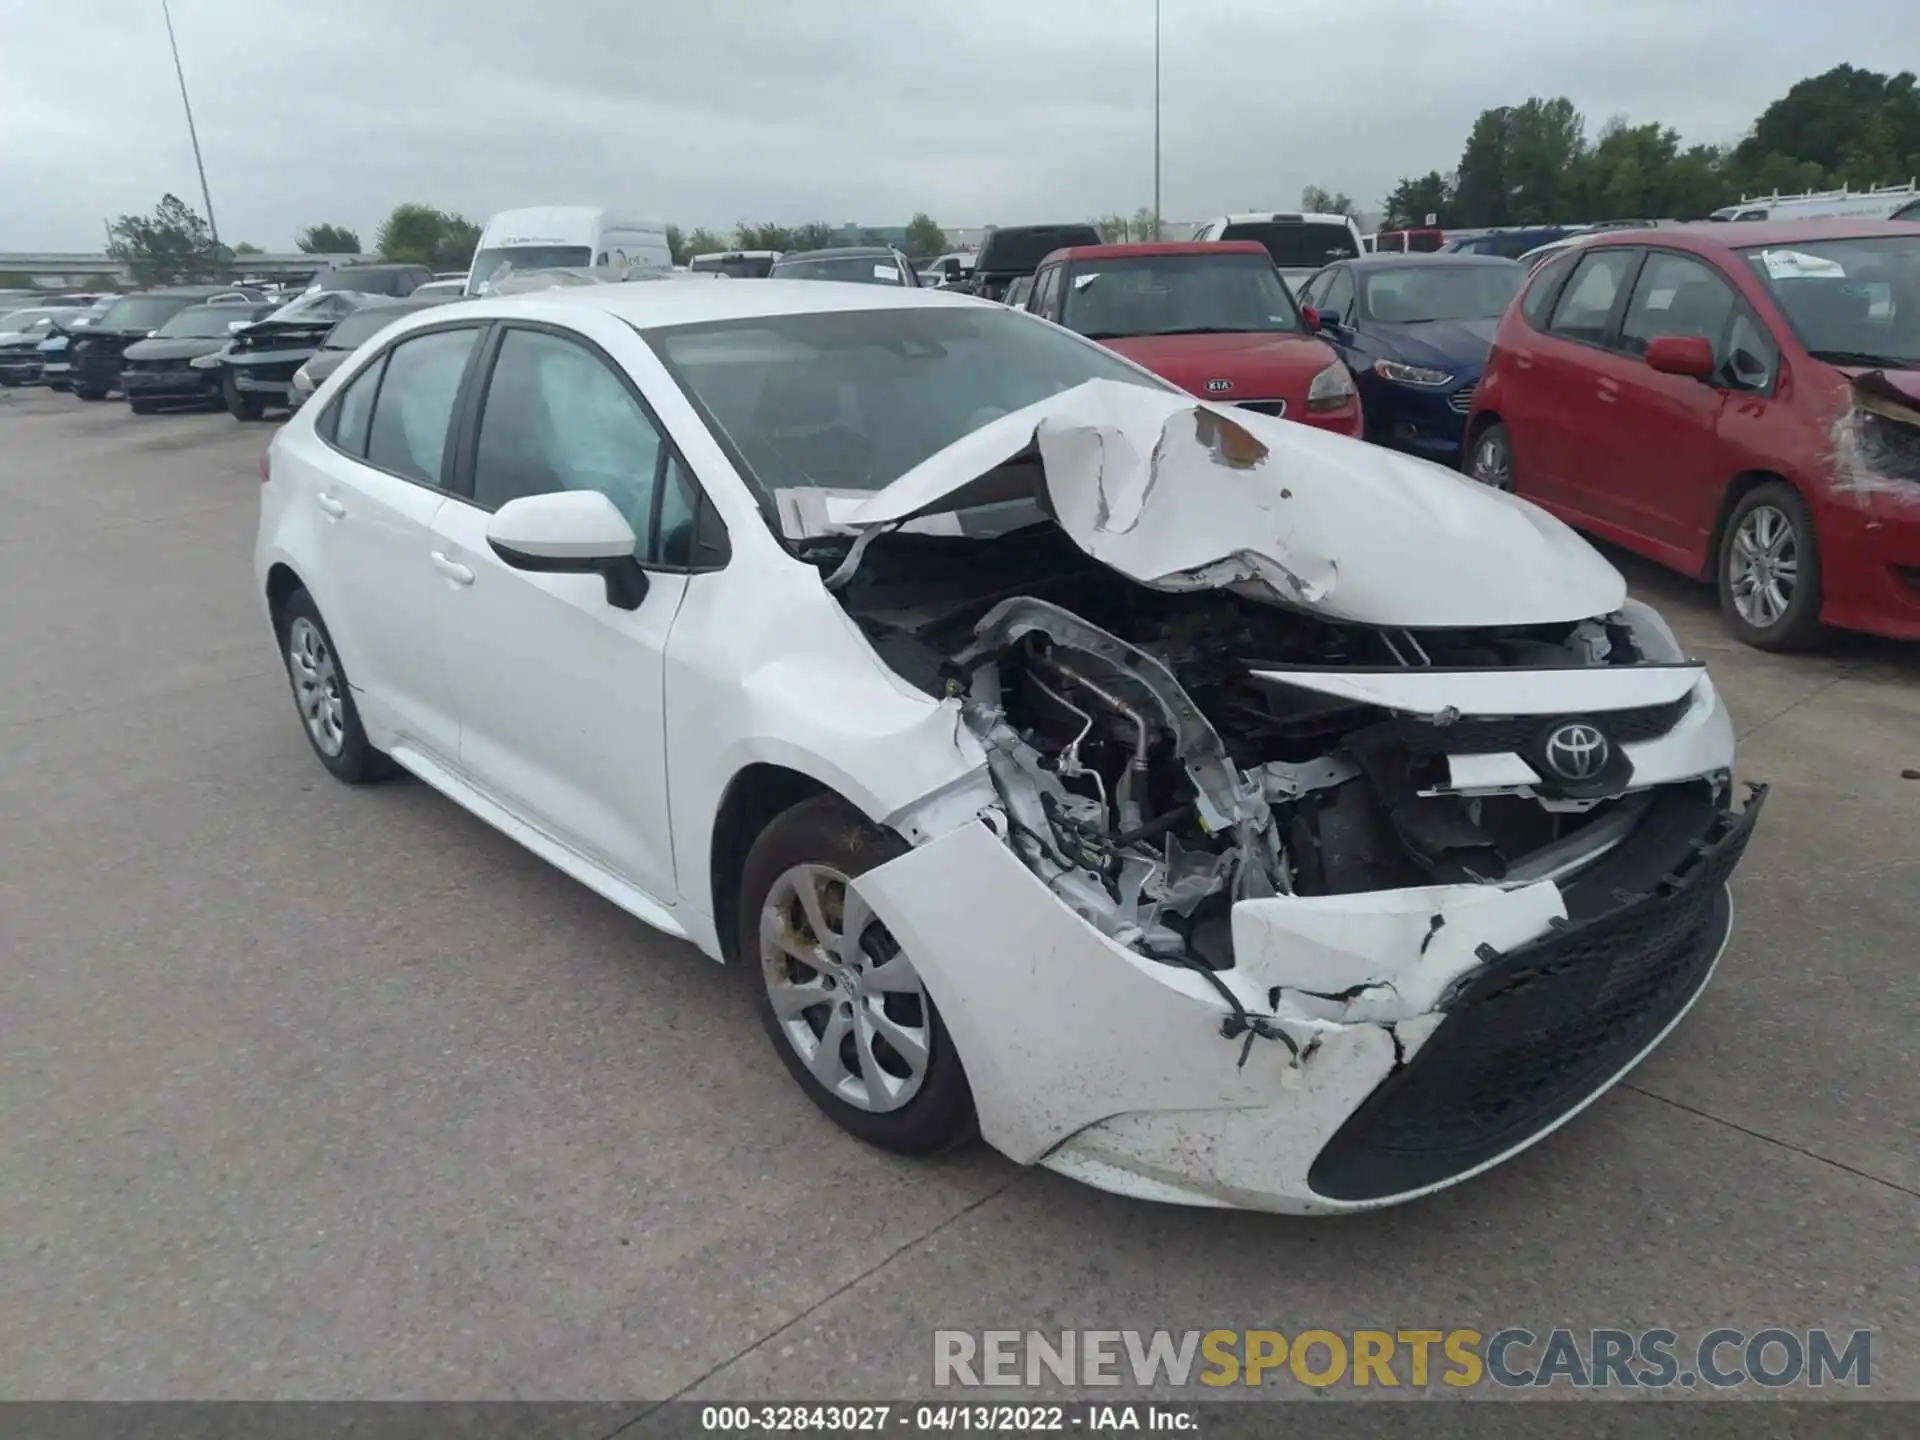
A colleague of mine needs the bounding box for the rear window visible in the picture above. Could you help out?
[156,305,266,338]
[316,268,422,296]
[96,295,199,331]
[323,306,412,349]
[1220,221,1360,268]
[976,226,1102,274]
[690,254,776,278]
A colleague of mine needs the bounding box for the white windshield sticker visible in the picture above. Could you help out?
[874,264,899,282]
[1760,249,1846,280]
[1073,273,1100,290]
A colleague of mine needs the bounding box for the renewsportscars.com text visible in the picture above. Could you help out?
[933,1327,1873,1390]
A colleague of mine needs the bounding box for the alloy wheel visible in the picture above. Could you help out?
[1469,431,1513,491]
[758,862,931,1113]
[1728,502,1798,631]
[286,616,346,757]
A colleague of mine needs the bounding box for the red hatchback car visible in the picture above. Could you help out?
[1017,241,1363,437]
[1464,220,1920,649]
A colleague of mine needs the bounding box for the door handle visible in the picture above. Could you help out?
[430,551,475,585]
[316,493,346,517]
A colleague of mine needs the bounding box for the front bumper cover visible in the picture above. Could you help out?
[854,774,1761,1214]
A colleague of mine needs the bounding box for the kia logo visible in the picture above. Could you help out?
[1206,378,1234,393]
[1543,722,1610,782]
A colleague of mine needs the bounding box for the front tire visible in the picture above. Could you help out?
[1719,481,1825,651]
[737,795,975,1156]
[74,386,106,401]
[1465,420,1515,491]
[128,399,156,415]
[224,372,264,421]
[276,589,395,783]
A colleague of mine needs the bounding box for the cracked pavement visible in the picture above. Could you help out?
[1,388,1914,1405]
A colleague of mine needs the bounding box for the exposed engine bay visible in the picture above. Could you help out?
[830,523,1717,970]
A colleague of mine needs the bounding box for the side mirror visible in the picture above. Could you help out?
[1308,306,1341,332]
[1644,334,1715,379]
[1301,305,1321,330]
[486,490,649,610]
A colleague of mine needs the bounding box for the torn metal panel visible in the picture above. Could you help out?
[834,378,1628,627]
[1829,369,1920,503]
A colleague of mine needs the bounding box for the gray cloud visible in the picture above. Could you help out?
[2,0,1911,250]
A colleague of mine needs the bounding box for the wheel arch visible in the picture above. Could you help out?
[1461,409,1503,460]
[708,762,840,965]
[264,561,305,639]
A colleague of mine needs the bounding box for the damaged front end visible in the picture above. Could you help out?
[803,382,1763,1210]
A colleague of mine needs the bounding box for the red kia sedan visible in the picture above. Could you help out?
[1464,219,1920,649]
[1017,241,1364,437]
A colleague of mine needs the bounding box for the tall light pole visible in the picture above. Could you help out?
[1152,0,1162,241]
[160,0,221,258]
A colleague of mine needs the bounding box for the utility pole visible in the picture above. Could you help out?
[160,0,221,265]
[1153,0,1162,241]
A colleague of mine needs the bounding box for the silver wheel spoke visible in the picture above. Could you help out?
[864,955,920,994]
[792,868,836,953]
[768,975,833,1020]
[862,1002,929,1071]
[808,1007,853,1087]
[760,906,824,968]
[835,887,876,968]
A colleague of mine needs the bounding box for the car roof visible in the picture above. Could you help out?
[332,263,427,274]
[774,247,901,262]
[459,279,988,329]
[1341,252,1522,269]
[1044,240,1270,262]
[1564,217,1920,251]
[1213,212,1355,224]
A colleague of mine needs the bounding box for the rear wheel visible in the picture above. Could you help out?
[738,795,975,1156]
[1466,421,1515,491]
[276,589,396,784]
[128,399,156,415]
[1718,481,1825,651]
[74,386,106,401]
[224,372,264,421]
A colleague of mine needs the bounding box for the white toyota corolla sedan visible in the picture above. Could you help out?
[255,281,1764,1213]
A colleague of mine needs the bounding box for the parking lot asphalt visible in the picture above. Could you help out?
[1,384,1915,1405]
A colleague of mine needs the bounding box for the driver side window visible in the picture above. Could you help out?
[1320,268,1355,323]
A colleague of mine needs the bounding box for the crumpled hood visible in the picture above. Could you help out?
[837,378,1626,627]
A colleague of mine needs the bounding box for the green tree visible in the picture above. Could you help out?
[735,222,796,251]
[681,227,728,260]
[231,241,263,256]
[903,212,947,258]
[435,215,481,272]
[1733,65,1920,186]
[1091,213,1129,243]
[106,194,220,285]
[376,204,481,271]
[296,223,361,254]
[791,222,838,252]
[665,224,686,264]
[1130,205,1160,241]
[1300,185,1358,218]
[1380,172,1454,229]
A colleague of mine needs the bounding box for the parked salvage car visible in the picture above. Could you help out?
[965,223,1101,301]
[1466,219,1920,649]
[688,250,780,278]
[68,287,249,399]
[1023,240,1362,436]
[121,301,278,412]
[215,291,370,420]
[257,282,1762,1213]
[769,247,921,287]
[1193,212,1366,294]
[1296,253,1523,463]
[0,307,83,385]
[35,302,111,390]
[302,263,434,298]
[291,295,456,398]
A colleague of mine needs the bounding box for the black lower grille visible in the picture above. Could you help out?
[1233,399,1288,417]
[1307,787,1764,1202]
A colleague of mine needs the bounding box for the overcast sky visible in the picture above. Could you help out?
[3,0,1911,251]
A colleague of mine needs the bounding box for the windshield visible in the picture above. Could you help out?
[1741,236,1920,367]
[645,306,1168,508]
[1,308,59,333]
[157,305,261,338]
[690,254,776,278]
[96,295,198,331]
[1220,221,1360,269]
[466,245,591,294]
[314,268,419,297]
[976,227,1100,274]
[1362,264,1524,323]
[322,306,409,349]
[770,256,906,286]
[1061,253,1302,339]
[264,292,363,324]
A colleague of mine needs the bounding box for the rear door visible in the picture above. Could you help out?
[1521,247,1642,517]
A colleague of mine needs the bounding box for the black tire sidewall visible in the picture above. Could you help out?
[1718,482,1824,651]
[277,590,389,783]
[1469,422,1514,490]
[224,372,262,421]
[128,400,154,415]
[736,795,976,1156]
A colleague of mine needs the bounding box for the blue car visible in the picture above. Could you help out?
[1294,253,1524,465]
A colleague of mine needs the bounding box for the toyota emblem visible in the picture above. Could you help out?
[1206,378,1234,393]
[1543,722,1610,782]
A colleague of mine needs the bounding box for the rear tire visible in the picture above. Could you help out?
[1718,481,1825,652]
[276,589,397,784]
[128,399,156,415]
[74,386,105,401]
[737,795,976,1156]
[1465,420,1515,492]
[224,372,264,421]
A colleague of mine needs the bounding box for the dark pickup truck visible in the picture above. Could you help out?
[963,223,1101,301]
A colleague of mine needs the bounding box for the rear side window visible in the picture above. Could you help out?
[1520,252,1576,328]
[328,355,386,457]
[364,328,480,484]
[1547,250,1638,345]
[1219,221,1360,268]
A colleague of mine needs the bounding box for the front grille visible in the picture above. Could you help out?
[124,358,190,373]
[1377,692,1693,756]
[1307,789,1763,1202]
[1232,399,1287,416]
[1447,381,1477,414]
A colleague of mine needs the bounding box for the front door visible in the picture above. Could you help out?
[428,323,690,903]
[1526,246,1642,521]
